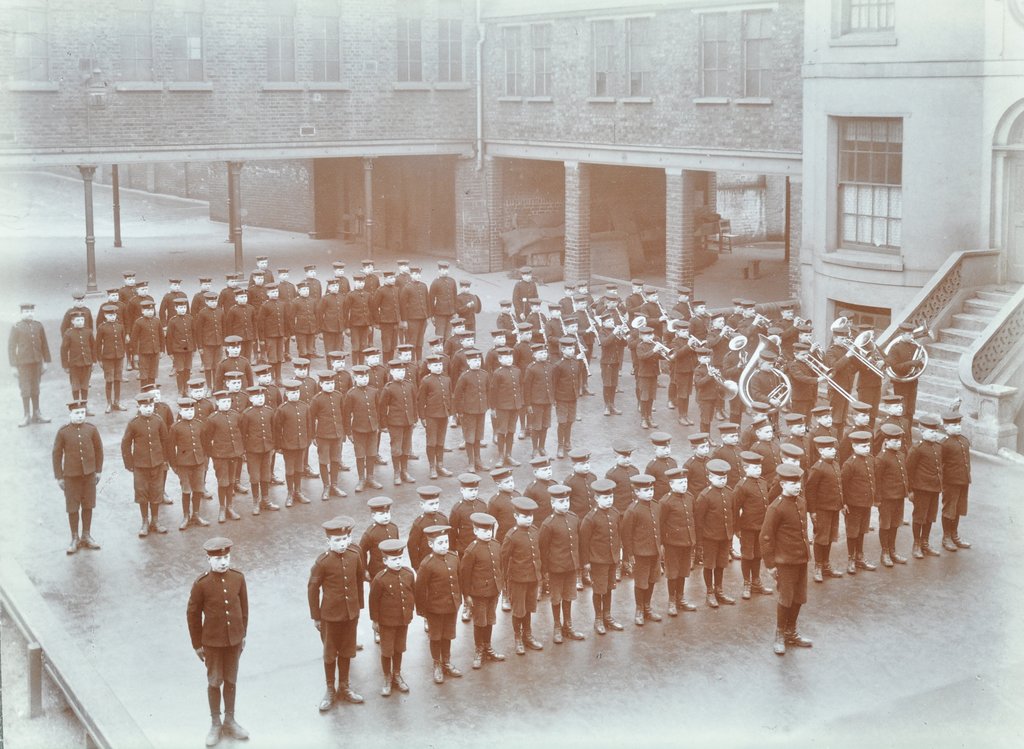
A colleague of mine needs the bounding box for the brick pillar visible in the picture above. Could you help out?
[665,168,699,292]
[706,171,718,216]
[564,161,591,284]
[455,156,502,273]
[788,176,804,308]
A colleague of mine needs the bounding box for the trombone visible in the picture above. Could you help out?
[706,364,739,401]
[839,329,887,379]
[572,329,591,376]
[793,349,857,404]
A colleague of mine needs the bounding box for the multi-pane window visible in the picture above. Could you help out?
[626,18,651,96]
[700,13,727,97]
[11,3,48,82]
[531,23,552,96]
[592,20,614,96]
[120,4,154,81]
[839,118,903,250]
[438,0,462,82]
[742,10,772,97]
[311,16,341,81]
[844,0,895,32]
[503,26,521,96]
[170,9,204,81]
[397,1,423,82]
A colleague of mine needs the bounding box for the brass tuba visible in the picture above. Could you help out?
[738,334,792,412]
[883,325,930,382]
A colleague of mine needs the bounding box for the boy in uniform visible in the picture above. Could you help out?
[805,436,845,582]
[645,432,678,504]
[240,385,279,515]
[368,538,414,697]
[343,364,384,492]
[417,354,455,479]
[203,390,245,523]
[695,459,736,607]
[841,430,878,574]
[166,297,197,396]
[940,412,973,551]
[167,397,211,530]
[580,479,624,634]
[415,525,463,684]
[308,516,365,710]
[501,497,544,655]
[488,346,524,467]
[658,467,696,615]
[121,392,170,536]
[539,486,585,642]
[407,486,448,571]
[60,310,95,407]
[273,379,313,506]
[621,474,663,626]
[523,342,556,458]
[458,512,507,669]
[733,452,774,599]
[310,370,347,500]
[52,400,103,554]
[875,423,910,567]
[379,358,417,485]
[907,414,945,558]
[96,304,127,411]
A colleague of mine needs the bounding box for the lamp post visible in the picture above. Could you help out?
[80,68,108,294]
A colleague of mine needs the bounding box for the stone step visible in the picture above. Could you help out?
[963,297,1004,315]
[918,374,961,399]
[916,393,959,417]
[925,357,960,377]
[927,341,968,362]
[937,327,977,347]
[975,288,1018,303]
[950,312,993,332]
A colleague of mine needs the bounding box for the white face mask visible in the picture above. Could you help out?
[820,447,837,460]
[655,445,671,458]
[498,477,516,492]
[945,424,962,436]
[669,479,688,494]
[390,369,406,381]
[473,526,493,542]
[299,287,310,297]
[573,461,591,474]
[139,403,155,416]
[781,481,801,496]
[467,359,481,370]
[383,554,403,570]
[536,466,553,480]
[226,381,241,392]
[884,438,902,451]
[709,474,728,488]
[596,494,613,509]
[722,433,739,445]
[744,465,763,479]
[372,511,392,525]
[499,356,513,367]
[69,408,87,424]
[216,399,231,411]
[328,534,351,553]
[209,554,230,573]
[250,394,265,407]
[427,364,443,375]
[320,381,335,393]
[179,408,195,421]
[354,375,370,387]
[72,317,85,328]
[286,390,300,401]
[853,442,871,456]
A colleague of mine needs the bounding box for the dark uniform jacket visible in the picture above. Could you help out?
[459,539,502,598]
[240,405,275,454]
[621,500,661,559]
[187,568,248,649]
[487,491,517,542]
[60,327,95,367]
[456,292,482,329]
[563,471,597,518]
[760,495,810,567]
[121,414,169,469]
[785,356,819,403]
[215,356,254,390]
[130,317,163,355]
[605,463,639,514]
[407,511,448,570]
[202,410,244,459]
[539,511,581,574]
[415,552,462,614]
[96,321,126,360]
[941,434,971,486]
[273,400,312,450]
[449,498,488,555]
[805,459,844,512]
[289,296,319,335]
[695,486,735,542]
[309,391,346,440]
[645,456,678,504]
[318,292,346,335]
[907,440,943,492]
[61,305,94,336]
[579,507,622,566]
[658,491,696,547]
[523,360,556,405]
[257,299,289,339]
[453,369,489,415]
[53,422,104,478]
[167,419,206,468]
[552,356,582,401]
[599,330,627,365]
[512,279,539,320]
[165,314,196,354]
[399,280,430,321]
[360,523,400,580]
[343,289,372,328]
[500,525,542,584]
[417,373,452,419]
[378,380,417,427]
[684,455,710,498]
[488,365,524,411]
[875,449,909,501]
[371,285,401,325]
[733,477,771,531]
[429,277,457,316]
[308,547,364,622]
[369,567,416,626]
[342,385,380,433]
[693,364,719,402]
[841,454,877,508]
[524,479,555,527]
[711,444,743,488]
[194,306,224,348]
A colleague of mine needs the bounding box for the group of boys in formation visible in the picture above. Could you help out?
[13,256,974,746]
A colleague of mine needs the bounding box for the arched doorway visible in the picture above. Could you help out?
[994,100,1024,282]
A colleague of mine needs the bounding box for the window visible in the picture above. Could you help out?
[844,0,895,33]
[170,7,204,82]
[592,20,614,96]
[626,17,651,97]
[311,16,340,81]
[833,301,891,332]
[742,10,772,97]
[503,26,521,96]
[11,3,48,82]
[266,11,295,81]
[531,23,551,96]
[838,118,903,250]
[397,1,423,82]
[120,3,154,81]
[438,0,462,82]
[700,13,727,97]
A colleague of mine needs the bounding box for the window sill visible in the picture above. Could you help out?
[307,82,351,91]
[823,249,904,272]
[167,82,213,92]
[525,96,553,103]
[434,82,470,90]
[498,95,523,102]
[829,32,897,47]
[735,97,772,106]
[259,81,304,91]
[393,81,430,91]
[5,81,59,92]
[693,96,729,105]
[115,82,163,92]
[621,96,653,104]
[586,96,615,104]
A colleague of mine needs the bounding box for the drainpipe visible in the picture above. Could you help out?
[475,0,485,171]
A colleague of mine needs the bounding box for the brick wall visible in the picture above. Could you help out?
[788,177,803,305]
[209,159,315,233]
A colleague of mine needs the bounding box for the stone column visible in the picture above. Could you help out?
[665,168,698,293]
[564,161,591,284]
[79,165,98,293]
[455,156,503,273]
[228,161,244,274]
[112,164,122,248]
[363,157,375,259]
[787,176,804,307]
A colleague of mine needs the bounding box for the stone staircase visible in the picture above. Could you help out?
[915,284,1021,417]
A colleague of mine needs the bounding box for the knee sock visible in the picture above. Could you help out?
[753,559,761,579]
[324,660,336,687]
[441,639,452,662]
[380,656,392,676]
[191,493,203,514]
[223,682,236,715]
[208,686,221,718]
[741,559,751,582]
[633,586,644,608]
[81,508,93,535]
[592,592,603,618]
[923,522,932,543]
[551,602,561,627]
[713,567,724,589]
[429,640,442,660]
[393,652,403,672]
[776,604,789,630]
[679,577,687,601]
[846,537,856,556]
[330,462,340,486]
[562,601,572,623]
[856,535,865,555]
[912,522,922,542]
[113,381,121,403]
[105,382,113,404]
[703,568,713,590]
[337,658,350,685]
[139,504,149,524]
[181,493,190,515]
[319,464,329,488]
[473,625,485,647]
[356,458,365,480]
[790,603,802,631]
[68,511,79,537]
[151,503,160,524]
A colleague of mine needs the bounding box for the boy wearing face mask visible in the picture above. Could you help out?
[459,512,507,669]
[540,485,586,642]
[749,416,782,480]
[318,278,346,356]
[940,411,972,551]
[695,459,736,608]
[273,379,313,506]
[60,310,96,408]
[874,395,909,456]
[257,283,288,381]
[130,299,163,389]
[379,359,418,485]
[165,298,197,397]
[580,479,624,634]
[398,266,430,357]
[309,516,365,710]
[343,364,384,492]
[53,400,103,554]
[310,371,348,500]
[621,474,663,626]
[415,524,463,684]
[187,537,249,746]
[453,349,490,472]
[215,335,254,390]
[501,497,545,655]
[563,449,598,570]
[907,414,945,559]
[289,281,319,359]
[523,343,556,459]
[760,464,813,656]
[96,303,127,412]
[369,538,415,697]
[195,292,224,390]
[417,354,454,479]
[240,385,279,515]
[691,347,717,433]
[805,436,845,582]
[733,452,774,600]
[407,486,448,570]
[372,271,401,363]
[488,346,524,468]
[645,432,678,503]
[840,430,877,574]
[658,467,696,615]
[875,423,910,567]
[344,273,372,363]
[839,402,873,464]
[203,390,246,523]
[809,405,838,443]
[361,496,399,581]
[711,422,742,487]
[121,391,171,536]
[167,396,211,530]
